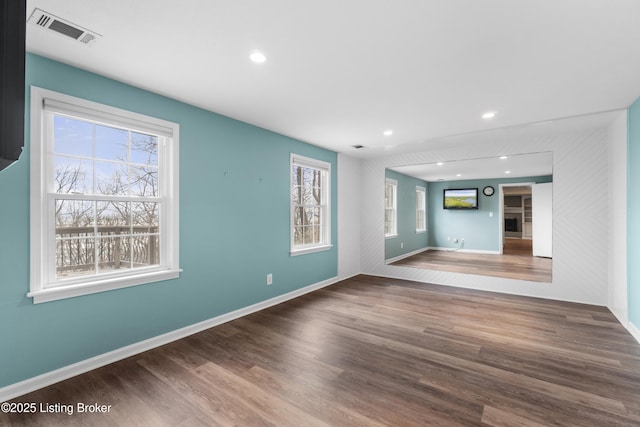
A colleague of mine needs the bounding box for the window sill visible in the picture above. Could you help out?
[385,234,399,239]
[290,244,333,257]
[416,230,427,234]
[28,269,181,304]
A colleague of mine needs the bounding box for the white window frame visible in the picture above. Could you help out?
[416,186,426,233]
[385,178,398,238]
[290,153,332,256]
[29,87,180,303]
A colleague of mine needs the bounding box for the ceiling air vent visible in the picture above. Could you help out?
[27,8,100,46]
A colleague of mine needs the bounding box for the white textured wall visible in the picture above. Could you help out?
[360,128,610,305]
[338,153,362,279]
[608,111,628,320]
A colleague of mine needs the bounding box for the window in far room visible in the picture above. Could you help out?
[290,154,332,255]
[385,178,398,237]
[416,186,426,233]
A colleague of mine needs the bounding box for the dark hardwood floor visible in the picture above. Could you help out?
[3,275,640,426]
[391,244,551,283]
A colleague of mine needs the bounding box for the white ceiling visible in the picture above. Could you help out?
[390,151,553,182]
[25,1,640,158]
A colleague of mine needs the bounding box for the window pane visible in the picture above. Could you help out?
[292,165,301,184]
[293,225,303,246]
[97,201,130,228]
[417,211,425,229]
[53,115,93,158]
[293,206,304,227]
[95,124,128,162]
[56,237,96,279]
[132,202,159,228]
[55,200,96,279]
[130,165,158,197]
[97,235,131,273]
[95,161,128,195]
[303,207,313,225]
[308,207,320,225]
[54,157,93,194]
[292,185,301,205]
[301,167,321,191]
[131,234,160,267]
[130,132,158,166]
[303,226,313,245]
[56,199,95,228]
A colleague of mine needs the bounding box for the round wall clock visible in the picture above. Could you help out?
[483,186,495,196]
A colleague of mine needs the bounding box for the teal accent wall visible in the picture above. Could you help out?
[629,98,640,327]
[385,169,429,260]
[0,54,337,388]
[428,175,552,251]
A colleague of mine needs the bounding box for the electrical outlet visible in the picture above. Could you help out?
[267,274,272,285]
[400,242,404,249]
[461,238,465,243]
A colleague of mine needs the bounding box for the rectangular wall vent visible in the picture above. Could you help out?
[27,8,101,46]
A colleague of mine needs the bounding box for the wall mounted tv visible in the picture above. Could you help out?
[443,188,479,210]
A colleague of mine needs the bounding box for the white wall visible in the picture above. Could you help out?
[360,128,610,305]
[608,111,628,322]
[338,153,362,279]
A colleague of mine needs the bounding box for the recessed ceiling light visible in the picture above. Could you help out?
[456,173,462,177]
[499,155,508,160]
[482,111,497,119]
[383,129,393,136]
[505,170,511,174]
[437,162,443,166]
[250,51,267,63]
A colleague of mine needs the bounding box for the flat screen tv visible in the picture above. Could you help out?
[443,188,478,210]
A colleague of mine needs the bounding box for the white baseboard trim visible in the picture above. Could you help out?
[427,246,501,255]
[385,247,429,264]
[0,276,340,403]
[337,272,361,281]
[628,321,640,344]
[607,305,628,329]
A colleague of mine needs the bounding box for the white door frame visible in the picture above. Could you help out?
[498,182,535,254]
[532,182,553,258]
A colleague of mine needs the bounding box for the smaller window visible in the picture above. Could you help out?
[416,186,426,233]
[290,154,332,255]
[385,178,398,237]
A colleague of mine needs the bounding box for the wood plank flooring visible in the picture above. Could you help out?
[391,248,552,282]
[3,275,640,426]
[503,238,532,256]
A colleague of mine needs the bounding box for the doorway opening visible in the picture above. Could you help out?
[499,182,553,258]
[499,183,534,255]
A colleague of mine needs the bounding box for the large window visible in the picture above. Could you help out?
[385,178,398,237]
[290,154,331,255]
[416,186,426,232]
[29,87,180,303]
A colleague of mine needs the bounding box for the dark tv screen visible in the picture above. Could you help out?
[0,0,26,172]
[443,188,478,209]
